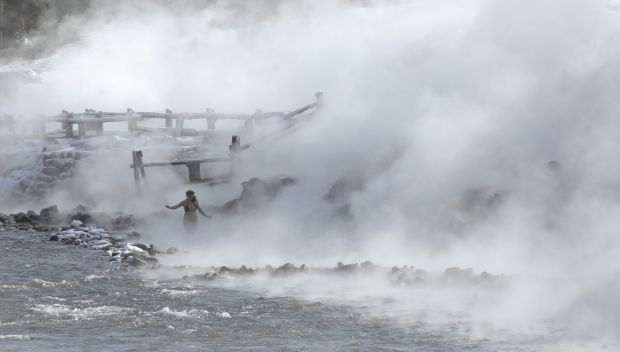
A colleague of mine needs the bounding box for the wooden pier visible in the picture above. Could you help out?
[130,135,241,191]
[1,92,324,189]
[36,91,323,139]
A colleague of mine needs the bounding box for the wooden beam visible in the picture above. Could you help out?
[131,157,229,168]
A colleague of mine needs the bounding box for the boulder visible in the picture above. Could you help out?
[13,212,32,224]
[70,219,83,228]
[336,262,359,272]
[0,213,15,225]
[223,177,295,214]
[39,205,60,222]
[165,247,179,255]
[273,263,297,275]
[67,205,93,225]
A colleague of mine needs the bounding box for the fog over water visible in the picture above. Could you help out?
[2,0,620,349]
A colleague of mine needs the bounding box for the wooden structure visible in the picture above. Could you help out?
[38,92,324,139]
[130,135,241,191]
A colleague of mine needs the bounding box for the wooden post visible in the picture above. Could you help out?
[187,161,201,183]
[137,150,146,179]
[175,116,184,137]
[65,112,74,138]
[229,135,241,176]
[78,122,86,138]
[95,111,104,136]
[315,91,324,106]
[165,109,172,129]
[206,108,215,130]
[127,108,138,132]
[132,151,141,194]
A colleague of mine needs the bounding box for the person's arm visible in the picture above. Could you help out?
[165,201,183,210]
[194,199,211,218]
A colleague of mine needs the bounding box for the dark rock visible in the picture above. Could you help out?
[128,255,158,267]
[147,244,163,256]
[67,205,92,225]
[360,261,378,271]
[0,213,16,225]
[237,265,256,275]
[133,243,149,251]
[13,212,32,224]
[273,263,297,275]
[27,210,41,222]
[49,234,59,241]
[202,272,218,280]
[111,214,135,230]
[219,266,234,274]
[223,177,296,214]
[336,262,359,272]
[40,205,60,222]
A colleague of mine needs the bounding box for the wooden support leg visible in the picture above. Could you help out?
[187,161,201,183]
[78,123,85,138]
[132,150,141,194]
[166,117,172,129]
[229,135,241,176]
[96,121,104,136]
[65,123,73,138]
[137,150,146,179]
[175,117,184,137]
[207,118,216,130]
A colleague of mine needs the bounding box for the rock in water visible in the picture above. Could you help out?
[39,205,59,223]
[70,220,83,229]
[13,212,32,224]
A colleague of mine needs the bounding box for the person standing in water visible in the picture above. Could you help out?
[165,190,210,232]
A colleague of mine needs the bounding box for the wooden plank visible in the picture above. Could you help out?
[130,157,229,168]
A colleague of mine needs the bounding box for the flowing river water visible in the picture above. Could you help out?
[0,228,616,351]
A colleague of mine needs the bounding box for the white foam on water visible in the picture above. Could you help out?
[83,275,107,281]
[156,307,208,319]
[0,335,31,340]
[31,279,70,287]
[31,304,134,320]
[216,311,231,319]
[160,288,199,297]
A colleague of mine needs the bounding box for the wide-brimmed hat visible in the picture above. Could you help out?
[185,190,195,195]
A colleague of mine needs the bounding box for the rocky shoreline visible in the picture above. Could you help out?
[0,204,168,267]
[174,261,505,288]
[1,204,505,286]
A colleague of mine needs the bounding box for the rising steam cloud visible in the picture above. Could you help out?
[2,0,620,344]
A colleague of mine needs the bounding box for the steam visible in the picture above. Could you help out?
[2,0,620,346]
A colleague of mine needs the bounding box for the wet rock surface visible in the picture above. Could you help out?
[178,261,505,287]
[222,177,295,214]
[0,204,137,231]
